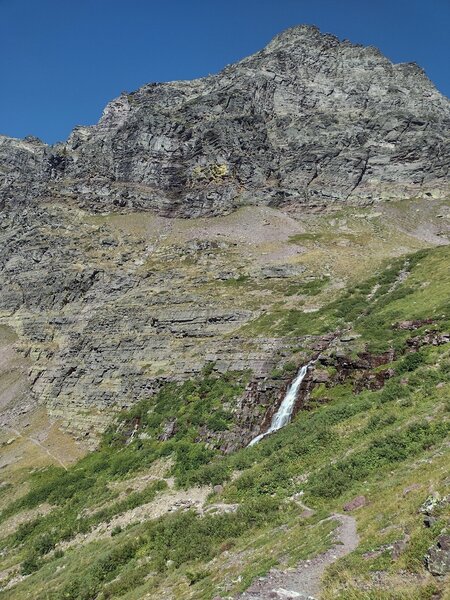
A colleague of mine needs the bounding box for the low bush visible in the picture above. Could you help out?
[21,552,40,575]
[396,351,426,374]
[307,420,449,499]
[378,380,409,404]
[364,413,397,432]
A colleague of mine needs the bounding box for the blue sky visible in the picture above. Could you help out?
[1,0,449,144]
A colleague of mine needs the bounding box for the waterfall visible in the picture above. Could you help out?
[247,363,310,447]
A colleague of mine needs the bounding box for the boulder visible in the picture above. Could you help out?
[158,420,177,441]
[402,483,421,497]
[312,369,331,384]
[425,535,450,575]
[392,538,408,559]
[343,495,367,511]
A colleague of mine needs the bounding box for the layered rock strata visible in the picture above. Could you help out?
[1,25,449,216]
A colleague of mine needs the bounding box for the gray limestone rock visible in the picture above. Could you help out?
[425,534,450,575]
[1,25,449,216]
[0,24,449,440]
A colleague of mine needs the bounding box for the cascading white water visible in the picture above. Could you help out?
[248,363,310,447]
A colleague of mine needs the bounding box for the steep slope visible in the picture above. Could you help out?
[1,25,449,215]
[0,200,448,442]
[0,25,449,441]
[0,243,449,599]
[0,23,449,600]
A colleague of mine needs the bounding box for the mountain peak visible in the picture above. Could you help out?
[0,25,449,215]
[267,23,335,46]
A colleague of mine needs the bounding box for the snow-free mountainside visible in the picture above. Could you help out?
[0,25,449,600]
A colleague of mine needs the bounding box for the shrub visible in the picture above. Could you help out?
[378,380,409,404]
[397,351,426,374]
[307,421,449,499]
[21,552,40,575]
[184,461,230,487]
[365,413,397,432]
[57,542,138,599]
[186,569,210,585]
[172,443,216,486]
[34,532,55,556]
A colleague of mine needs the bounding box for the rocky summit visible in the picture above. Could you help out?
[1,25,449,216]
[0,25,450,600]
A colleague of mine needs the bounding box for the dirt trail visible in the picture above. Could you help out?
[238,513,359,600]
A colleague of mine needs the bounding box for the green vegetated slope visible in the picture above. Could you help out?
[1,244,449,599]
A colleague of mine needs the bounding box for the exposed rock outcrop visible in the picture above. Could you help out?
[1,25,449,216]
[426,535,450,575]
[0,204,306,437]
[1,24,449,439]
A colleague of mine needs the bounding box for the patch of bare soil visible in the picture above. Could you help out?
[0,503,53,540]
[59,486,211,551]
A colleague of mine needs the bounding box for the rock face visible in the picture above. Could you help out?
[1,25,449,216]
[426,535,450,575]
[0,203,307,438]
[0,24,449,440]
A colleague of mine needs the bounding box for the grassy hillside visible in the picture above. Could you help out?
[0,244,449,599]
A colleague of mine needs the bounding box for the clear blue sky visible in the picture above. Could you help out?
[1,0,449,144]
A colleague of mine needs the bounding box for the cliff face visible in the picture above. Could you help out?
[0,25,449,441]
[1,25,450,599]
[1,25,449,216]
[0,203,305,439]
